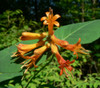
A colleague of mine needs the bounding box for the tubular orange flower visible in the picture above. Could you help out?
[21,43,50,73]
[12,40,45,59]
[31,43,50,66]
[51,34,69,47]
[41,8,60,35]
[18,40,45,51]
[12,8,89,78]
[21,54,40,72]
[55,52,75,77]
[51,42,75,77]
[51,41,58,54]
[20,32,47,40]
[63,38,89,59]
[34,43,50,55]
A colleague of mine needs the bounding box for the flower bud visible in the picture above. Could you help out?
[34,43,50,55]
[18,40,45,51]
[51,41,58,54]
[20,32,47,40]
[16,40,45,59]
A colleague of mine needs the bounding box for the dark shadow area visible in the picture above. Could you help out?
[0,76,22,88]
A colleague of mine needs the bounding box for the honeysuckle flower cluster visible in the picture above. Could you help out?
[12,8,89,77]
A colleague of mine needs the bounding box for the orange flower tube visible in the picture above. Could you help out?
[51,41,59,54]
[18,40,45,51]
[55,52,75,77]
[51,35,69,47]
[51,42,75,77]
[20,32,47,40]
[20,43,51,72]
[25,43,51,68]
[12,40,45,59]
[34,43,50,55]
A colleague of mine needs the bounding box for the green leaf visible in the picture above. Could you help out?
[94,81,100,88]
[0,40,47,82]
[0,45,22,82]
[55,20,100,44]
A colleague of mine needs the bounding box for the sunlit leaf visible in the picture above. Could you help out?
[55,20,100,44]
[0,40,47,82]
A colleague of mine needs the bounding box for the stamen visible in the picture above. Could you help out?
[49,7,53,17]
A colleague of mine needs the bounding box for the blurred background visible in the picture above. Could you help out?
[0,0,100,88]
[0,0,100,49]
[0,0,100,50]
[1,0,100,23]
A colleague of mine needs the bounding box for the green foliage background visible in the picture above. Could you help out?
[0,9,42,50]
[0,0,100,88]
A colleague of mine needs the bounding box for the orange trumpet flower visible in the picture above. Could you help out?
[12,40,45,59]
[12,8,89,78]
[41,8,60,35]
[20,32,47,41]
[21,43,50,73]
[63,38,89,59]
[51,42,75,77]
[55,52,75,77]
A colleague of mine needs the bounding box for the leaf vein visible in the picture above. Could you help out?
[62,21,95,40]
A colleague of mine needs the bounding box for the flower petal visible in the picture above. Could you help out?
[53,21,60,27]
[76,38,81,45]
[66,65,73,72]
[43,20,48,25]
[45,12,50,17]
[63,38,89,59]
[60,68,63,76]
[55,52,75,77]
[40,16,47,21]
[52,14,61,21]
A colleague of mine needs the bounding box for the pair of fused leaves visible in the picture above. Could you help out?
[0,20,100,82]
